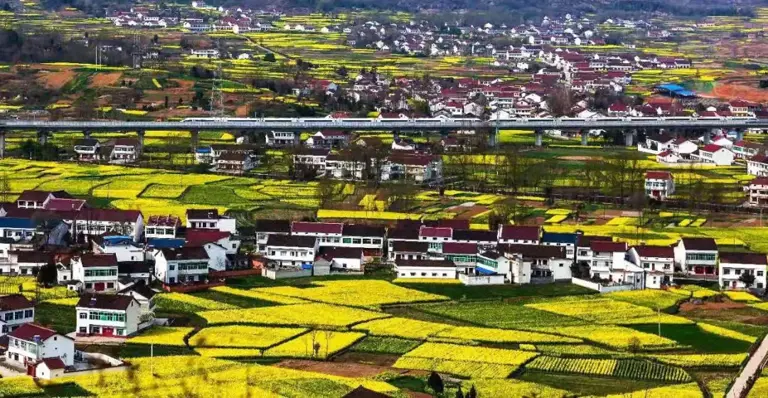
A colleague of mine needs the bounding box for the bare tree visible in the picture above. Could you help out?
[546,84,575,117]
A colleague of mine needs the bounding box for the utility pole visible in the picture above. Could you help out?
[210,63,224,116]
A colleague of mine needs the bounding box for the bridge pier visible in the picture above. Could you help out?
[736,128,745,141]
[83,130,92,140]
[624,130,634,147]
[137,130,145,154]
[0,131,5,158]
[37,130,48,146]
[580,130,588,146]
[703,130,712,144]
[190,130,199,151]
[534,130,543,147]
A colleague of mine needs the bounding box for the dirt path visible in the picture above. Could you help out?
[727,334,768,398]
[275,359,394,378]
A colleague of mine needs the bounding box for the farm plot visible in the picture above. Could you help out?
[129,327,193,346]
[394,342,538,379]
[415,301,589,329]
[189,325,307,349]
[531,325,681,350]
[525,356,691,382]
[198,303,390,328]
[525,297,693,325]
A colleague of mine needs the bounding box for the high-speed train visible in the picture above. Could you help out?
[180,115,760,123]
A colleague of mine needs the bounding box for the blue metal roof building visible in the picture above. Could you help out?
[541,232,579,245]
[146,238,186,249]
[0,218,37,229]
[656,83,696,98]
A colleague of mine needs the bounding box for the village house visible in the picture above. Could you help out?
[6,323,75,369]
[645,171,675,201]
[71,253,119,293]
[504,244,571,282]
[144,215,180,239]
[305,131,350,148]
[215,152,256,174]
[264,235,318,269]
[674,237,718,277]
[540,232,578,262]
[75,294,141,337]
[316,247,365,271]
[498,225,540,245]
[380,152,443,183]
[73,139,104,162]
[719,252,767,290]
[627,245,675,289]
[186,209,237,234]
[0,218,38,242]
[109,138,141,164]
[266,131,299,147]
[1,251,51,275]
[475,250,529,284]
[118,282,157,321]
[394,259,457,280]
[324,151,368,180]
[734,141,767,160]
[293,148,330,177]
[91,235,145,263]
[745,177,768,207]
[0,294,35,335]
[253,220,291,253]
[747,155,768,177]
[153,247,210,285]
[639,133,674,155]
[388,241,429,262]
[691,144,734,166]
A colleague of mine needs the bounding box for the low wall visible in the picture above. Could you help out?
[459,274,506,286]
[210,269,262,278]
[162,282,225,293]
[63,364,130,378]
[81,352,124,367]
[262,268,312,280]
[571,277,635,293]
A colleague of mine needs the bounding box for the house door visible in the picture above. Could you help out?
[694,266,703,274]
[26,364,35,376]
[102,327,114,337]
[94,282,105,291]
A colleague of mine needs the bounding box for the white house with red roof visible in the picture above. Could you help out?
[109,138,141,164]
[6,323,75,368]
[186,209,236,234]
[734,141,768,160]
[381,152,442,183]
[656,150,679,164]
[745,177,768,207]
[670,138,698,158]
[747,155,768,177]
[607,101,629,116]
[589,241,644,287]
[305,131,349,148]
[627,245,675,289]
[0,294,35,335]
[691,144,734,166]
[645,171,675,200]
[728,99,753,116]
[61,208,144,242]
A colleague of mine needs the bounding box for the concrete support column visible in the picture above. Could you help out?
[703,129,712,144]
[624,130,634,147]
[0,131,5,159]
[580,130,588,146]
[190,130,199,151]
[137,130,145,154]
[83,130,92,140]
[737,128,745,141]
[534,130,543,147]
[37,130,48,146]
[489,129,497,148]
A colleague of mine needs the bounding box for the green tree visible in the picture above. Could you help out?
[427,371,444,395]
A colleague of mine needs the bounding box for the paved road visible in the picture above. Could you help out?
[727,335,768,398]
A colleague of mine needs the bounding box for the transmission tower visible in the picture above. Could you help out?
[210,63,224,116]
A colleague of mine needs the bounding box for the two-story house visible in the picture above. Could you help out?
[394,259,457,280]
[745,177,768,207]
[109,138,140,164]
[73,139,102,162]
[540,232,578,263]
[388,241,429,262]
[627,245,675,288]
[503,244,571,282]
[254,219,291,253]
[498,225,540,245]
[381,153,443,183]
[264,235,318,269]
[6,323,74,368]
[645,171,675,201]
[691,144,734,166]
[71,254,119,293]
[674,237,718,277]
[186,209,236,234]
[0,294,35,335]
[75,294,141,337]
[266,131,299,147]
[153,247,210,284]
[747,155,768,177]
[144,215,180,239]
[719,252,767,290]
[589,241,628,280]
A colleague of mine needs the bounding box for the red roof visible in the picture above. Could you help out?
[39,357,66,370]
[608,102,628,112]
[590,241,628,253]
[634,245,674,258]
[291,221,343,235]
[185,229,231,246]
[749,177,768,186]
[442,242,477,255]
[730,99,751,108]
[9,323,58,342]
[17,190,53,203]
[657,150,673,157]
[419,226,453,238]
[147,215,180,227]
[78,254,118,268]
[750,155,768,164]
[701,144,723,153]
[646,171,672,180]
[499,225,540,241]
[0,294,33,311]
[43,198,86,212]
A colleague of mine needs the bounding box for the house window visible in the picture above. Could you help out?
[758,271,764,277]
[24,310,32,318]
[79,312,87,319]
[79,327,87,333]
[169,265,175,271]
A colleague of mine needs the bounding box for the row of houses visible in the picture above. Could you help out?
[253,220,767,290]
